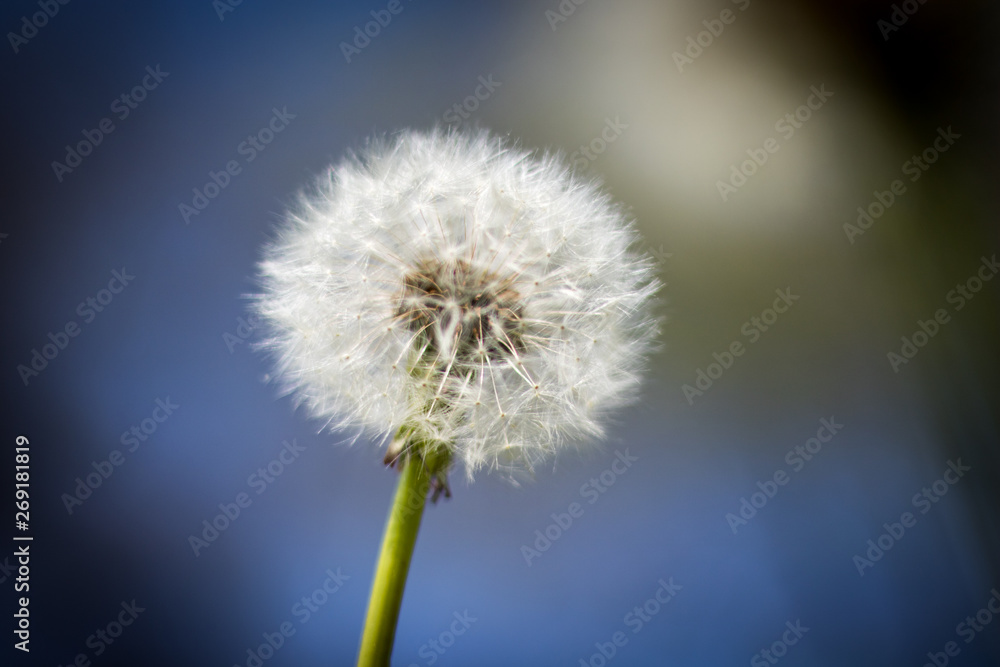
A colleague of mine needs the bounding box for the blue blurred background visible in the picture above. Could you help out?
[2,1,999,665]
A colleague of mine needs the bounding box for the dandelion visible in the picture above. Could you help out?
[254,128,659,665]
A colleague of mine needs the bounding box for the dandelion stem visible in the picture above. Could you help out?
[357,445,447,667]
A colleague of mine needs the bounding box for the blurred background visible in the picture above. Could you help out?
[2,1,998,665]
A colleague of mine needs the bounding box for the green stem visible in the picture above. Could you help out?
[357,448,445,667]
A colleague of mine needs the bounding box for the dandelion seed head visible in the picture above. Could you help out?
[255,129,660,478]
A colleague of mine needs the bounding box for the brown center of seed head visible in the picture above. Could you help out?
[396,258,525,364]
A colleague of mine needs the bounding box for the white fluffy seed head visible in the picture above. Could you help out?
[254,129,660,479]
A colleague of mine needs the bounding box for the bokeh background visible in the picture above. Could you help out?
[2,1,999,665]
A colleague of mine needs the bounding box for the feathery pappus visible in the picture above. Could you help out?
[255,129,659,479]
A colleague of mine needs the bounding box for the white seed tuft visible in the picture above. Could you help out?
[254,129,660,479]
